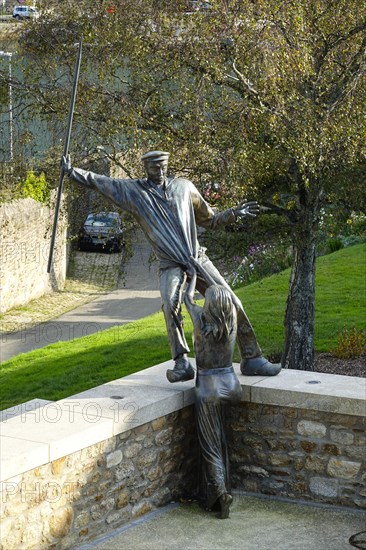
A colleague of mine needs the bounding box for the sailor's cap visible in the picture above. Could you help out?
[141,150,170,163]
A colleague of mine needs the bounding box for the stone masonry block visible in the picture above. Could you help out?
[297,420,327,438]
[124,443,143,458]
[310,477,339,498]
[327,458,362,479]
[131,501,153,518]
[155,428,173,446]
[106,450,123,469]
[304,455,327,473]
[329,427,355,446]
[345,446,366,462]
[49,505,74,538]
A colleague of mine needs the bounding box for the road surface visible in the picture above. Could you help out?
[0,233,161,362]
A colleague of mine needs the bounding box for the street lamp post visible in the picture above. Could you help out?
[0,51,13,162]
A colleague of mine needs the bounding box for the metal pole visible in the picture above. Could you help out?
[47,37,83,274]
[0,51,13,162]
[8,53,13,162]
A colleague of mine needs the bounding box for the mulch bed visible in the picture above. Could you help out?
[312,353,365,378]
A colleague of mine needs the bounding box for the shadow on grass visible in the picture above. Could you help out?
[2,244,365,410]
[0,316,173,410]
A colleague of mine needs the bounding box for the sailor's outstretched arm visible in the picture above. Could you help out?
[62,154,124,205]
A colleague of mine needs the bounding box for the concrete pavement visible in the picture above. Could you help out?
[0,234,161,362]
[76,494,366,550]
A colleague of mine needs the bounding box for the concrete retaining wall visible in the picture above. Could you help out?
[0,362,365,549]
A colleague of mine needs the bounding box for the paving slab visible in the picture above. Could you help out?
[0,403,114,466]
[251,368,366,416]
[58,371,195,436]
[76,494,366,550]
[0,398,53,422]
[114,359,197,406]
[0,435,49,482]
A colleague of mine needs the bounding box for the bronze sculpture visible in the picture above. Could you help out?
[62,150,281,381]
[184,265,242,518]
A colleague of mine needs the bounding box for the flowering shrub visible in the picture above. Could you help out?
[331,327,366,359]
[201,206,364,291]
[344,212,366,237]
[225,242,292,288]
[318,208,366,254]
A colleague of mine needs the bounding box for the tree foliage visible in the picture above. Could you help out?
[16,1,365,187]
[21,170,49,203]
[8,0,366,369]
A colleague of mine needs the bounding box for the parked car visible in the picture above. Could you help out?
[13,6,40,20]
[78,212,124,253]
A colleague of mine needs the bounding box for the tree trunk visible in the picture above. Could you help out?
[282,224,317,371]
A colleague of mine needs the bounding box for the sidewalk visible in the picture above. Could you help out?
[77,494,366,550]
[0,234,161,363]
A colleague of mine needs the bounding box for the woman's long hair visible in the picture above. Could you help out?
[201,285,236,341]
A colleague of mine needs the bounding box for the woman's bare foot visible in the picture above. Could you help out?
[217,493,233,519]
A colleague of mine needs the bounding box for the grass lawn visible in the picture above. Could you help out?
[0,243,365,410]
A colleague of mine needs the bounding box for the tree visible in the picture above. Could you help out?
[10,0,366,369]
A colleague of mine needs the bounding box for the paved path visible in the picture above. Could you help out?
[0,233,161,363]
[76,494,366,550]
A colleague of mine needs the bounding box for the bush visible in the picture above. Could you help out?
[318,208,366,255]
[331,327,366,359]
[347,212,366,236]
[21,170,49,203]
[340,234,366,247]
[327,237,344,253]
[227,242,293,288]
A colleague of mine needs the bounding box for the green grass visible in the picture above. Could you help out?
[236,242,365,355]
[0,243,365,410]
[313,244,366,350]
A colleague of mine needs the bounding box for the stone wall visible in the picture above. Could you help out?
[228,404,366,509]
[0,408,198,550]
[0,195,68,313]
[0,363,365,549]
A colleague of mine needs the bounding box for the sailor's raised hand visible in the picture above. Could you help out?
[61,154,72,175]
[234,200,260,219]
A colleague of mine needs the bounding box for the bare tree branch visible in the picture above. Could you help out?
[314,21,366,79]
[262,201,301,222]
[327,34,366,114]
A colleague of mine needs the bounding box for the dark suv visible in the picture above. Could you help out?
[78,212,124,252]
